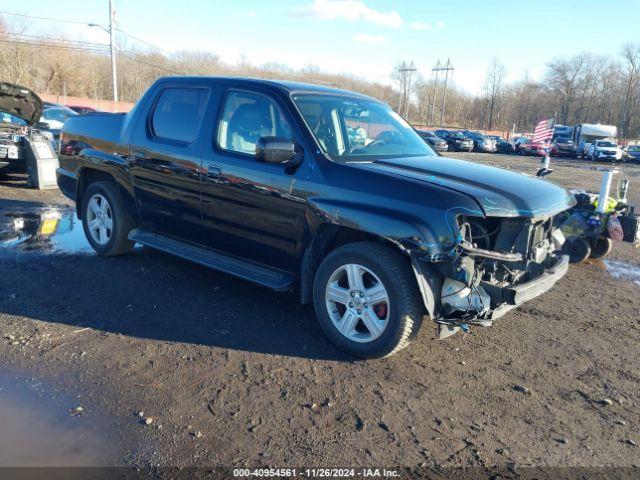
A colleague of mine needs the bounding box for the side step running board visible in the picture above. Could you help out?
[128,229,295,291]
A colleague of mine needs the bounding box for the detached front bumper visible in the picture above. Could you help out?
[481,254,570,319]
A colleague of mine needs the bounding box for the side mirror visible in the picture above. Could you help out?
[255,136,296,164]
[35,121,50,130]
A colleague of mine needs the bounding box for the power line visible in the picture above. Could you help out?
[116,51,181,74]
[115,28,171,55]
[0,37,178,76]
[397,62,417,118]
[432,58,454,126]
[0,38,110,54]
[1,10,171,56]
[0,10,103,27]
[7,32,108,48]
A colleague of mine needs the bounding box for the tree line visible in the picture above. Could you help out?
[1,17,638,139]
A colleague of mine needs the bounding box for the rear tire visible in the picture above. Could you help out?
[81,181,135,256]
[312,241,424,358]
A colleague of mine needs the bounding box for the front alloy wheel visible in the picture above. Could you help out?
[325,263,390,343]
[313,242,424,358]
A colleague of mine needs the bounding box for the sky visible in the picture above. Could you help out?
[2,0,639,94]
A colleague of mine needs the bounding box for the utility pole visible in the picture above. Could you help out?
[437,58,454,127]
[397,62,417,119]
[429,60,441,126]
[109,0,118,102]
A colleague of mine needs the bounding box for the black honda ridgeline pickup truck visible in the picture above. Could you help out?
[57,77,575,358]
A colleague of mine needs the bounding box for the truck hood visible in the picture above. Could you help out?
[0,82,43,126]
[356,155,576,218]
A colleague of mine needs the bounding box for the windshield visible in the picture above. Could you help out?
[418,131,436,139]
[465,131,483,139]
[596,141,616,148]
[42,107,78,123]
[449,132,467,139]
[293,94,434,160]
[628,146,640,152]
[556,136,571,143]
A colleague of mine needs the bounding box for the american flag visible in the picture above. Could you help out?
[532,117,555,144]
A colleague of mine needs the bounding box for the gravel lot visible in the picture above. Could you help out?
[0,153,639,471]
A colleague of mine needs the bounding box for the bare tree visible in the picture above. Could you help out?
[620,43,640,137]
[484,57,505,130]
[545,54,586,124]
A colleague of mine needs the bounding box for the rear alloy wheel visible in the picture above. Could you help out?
[81,181,135,256]
[86,193,113,246]
[313,242,423,358]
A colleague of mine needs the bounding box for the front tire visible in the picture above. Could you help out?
[81,181,135,256]
[312,242,424,358]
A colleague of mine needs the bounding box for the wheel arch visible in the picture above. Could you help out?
[76,167,138,223]
[300,222,441,319]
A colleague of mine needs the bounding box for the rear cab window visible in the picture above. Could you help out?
[151,87,210,143]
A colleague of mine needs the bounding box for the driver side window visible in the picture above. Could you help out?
[216,91,292,155]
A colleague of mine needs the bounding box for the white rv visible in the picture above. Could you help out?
[571,124,618,158]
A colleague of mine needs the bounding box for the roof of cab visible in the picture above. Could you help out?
[157,76,377,101]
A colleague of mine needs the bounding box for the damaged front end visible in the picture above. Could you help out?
[419,214,570,338]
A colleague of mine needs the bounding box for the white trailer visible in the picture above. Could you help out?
[571,123,618,158]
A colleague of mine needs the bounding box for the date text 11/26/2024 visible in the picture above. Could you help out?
[233,468,400,477]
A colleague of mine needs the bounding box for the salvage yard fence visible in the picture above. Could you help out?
[39,93,134,113]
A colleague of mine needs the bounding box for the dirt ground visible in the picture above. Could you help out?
[0,153,639,473]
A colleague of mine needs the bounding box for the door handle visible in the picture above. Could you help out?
[207,164,222,179]
[130,151,146,161]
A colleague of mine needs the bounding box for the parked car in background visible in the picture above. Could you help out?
[57,76,575,358]
[512,137,530,154]
[486,135,514,154]
[587,139,623,161]
[573,123,617,158]
[433,130,474,152]
[0,82,57,184]
[416,130,448,152]
[67,105,97,115]
[519,140,546,156]
[461,130,497,153]
[40,105,78,150]
[41,106,79,130]
[551,136,578,158]
[623,145,640,162]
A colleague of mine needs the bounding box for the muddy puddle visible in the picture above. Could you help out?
[0,207,92,255]
[0,374,121,466]
[604,259,640,287]
[586,258,640,287]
